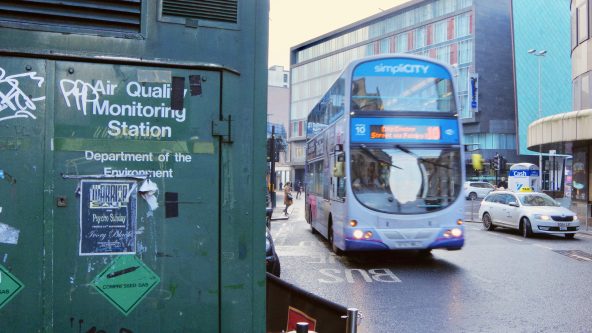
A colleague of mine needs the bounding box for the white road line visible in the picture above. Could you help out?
[472,274,493,284]
[570,254,592,261]
[503,236,523,242]
[534,244,552,250]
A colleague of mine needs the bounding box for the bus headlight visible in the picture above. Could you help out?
[349,220,358,227]
[353,230,364,239]
[443,228,463,238]
[450,228,463,237]
[364,231,373,239]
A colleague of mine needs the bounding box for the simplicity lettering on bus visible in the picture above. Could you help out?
[353,58,452,79]
[351,117,459,144]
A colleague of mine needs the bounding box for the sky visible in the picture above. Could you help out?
[268,0,413,68]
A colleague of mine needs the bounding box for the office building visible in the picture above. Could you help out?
[289,0,554,181]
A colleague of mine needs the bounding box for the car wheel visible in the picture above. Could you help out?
[565,233,575,240]
[328,222,343,256]
[521,218,533,238]
[468,192,477,200]
[272,256,281,277]
[482,213,495,231]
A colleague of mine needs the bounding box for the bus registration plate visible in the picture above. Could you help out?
[397,241,422,248]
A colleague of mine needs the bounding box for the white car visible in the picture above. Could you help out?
[478,191,579,239]
[464,181,495,200]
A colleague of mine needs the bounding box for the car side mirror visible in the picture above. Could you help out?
[508,201,519,207]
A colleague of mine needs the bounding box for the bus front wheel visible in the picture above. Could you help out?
[328,221,343,256]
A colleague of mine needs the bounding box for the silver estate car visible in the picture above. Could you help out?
[479,191,579,239]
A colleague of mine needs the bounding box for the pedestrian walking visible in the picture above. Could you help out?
[296,181,302,199]
[283,182,293,216]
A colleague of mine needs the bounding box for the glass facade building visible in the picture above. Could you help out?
[289,0,522,178]
[525,0,592,232]
[513,0,572,156]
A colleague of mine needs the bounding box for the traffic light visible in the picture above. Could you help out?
[471,153,484,171]
[499,156,507,172]
[491,155,499,171]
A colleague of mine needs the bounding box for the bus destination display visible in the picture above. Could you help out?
[369,124,441,141]
[351,117,459,144]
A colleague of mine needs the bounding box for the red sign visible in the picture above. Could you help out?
[286,306,317,331]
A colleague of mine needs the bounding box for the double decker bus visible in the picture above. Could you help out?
[304,54,465,254]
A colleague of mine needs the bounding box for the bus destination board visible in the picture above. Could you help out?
[369,124,441,141]
[351,117,459,144]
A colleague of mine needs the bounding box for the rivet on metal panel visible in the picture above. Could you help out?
[25,65,32,71]
[57,196,67,207]
[68,67,75,74]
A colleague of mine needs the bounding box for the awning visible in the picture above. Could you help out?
[527,109,592,153]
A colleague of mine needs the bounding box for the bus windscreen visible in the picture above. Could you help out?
[350,146,461,214]
[351,58,455,112]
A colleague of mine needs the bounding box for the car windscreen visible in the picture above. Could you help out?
[350,146,461,214]
[519,194,558,206]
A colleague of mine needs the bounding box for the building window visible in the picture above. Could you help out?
[455,12,470,38]
[458,39,472,64]
[577,1,589,43]
[283,74,288,83]
[415,26,427,49]
[463,133,516,150]
[436,45,450,63]
[457,67,469,93]
[380,37,390,54]
[574,75,582,111]
[434,20,448,44]
[396,33,408,52]
[582,72,590,109]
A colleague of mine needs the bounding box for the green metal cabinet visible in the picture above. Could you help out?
[0,1,268,332]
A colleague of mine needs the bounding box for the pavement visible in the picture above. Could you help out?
[269,190,303,221]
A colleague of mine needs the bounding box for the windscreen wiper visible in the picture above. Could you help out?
[394,144,451,170]
[360,144,401,169]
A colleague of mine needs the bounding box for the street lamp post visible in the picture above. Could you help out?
[528,49,547,191]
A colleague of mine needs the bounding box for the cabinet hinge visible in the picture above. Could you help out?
[212,115,232,143]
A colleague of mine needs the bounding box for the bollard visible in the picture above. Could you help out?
[345,308,359,333]
[296,322,309,333]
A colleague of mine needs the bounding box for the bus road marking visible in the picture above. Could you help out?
[318,268,402,284]
[471,274,493,284]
